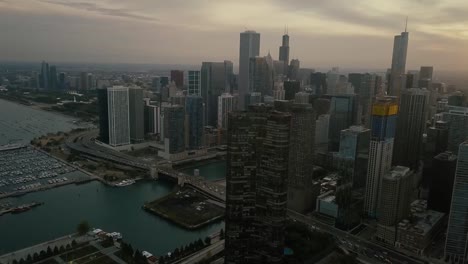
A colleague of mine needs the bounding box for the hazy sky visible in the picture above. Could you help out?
[1,0,468,71]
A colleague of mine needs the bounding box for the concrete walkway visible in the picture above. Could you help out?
[91,241,127,264]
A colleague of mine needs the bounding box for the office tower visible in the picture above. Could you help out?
[163,105,185,153]
[427,152,456,214]
[445,141,468,263]
[298,68,314,86]
[278,31,290,76]
[284,80,300,100]
[423,121,449,166]
[388,28,409,97]
[225,105,291,264]
[151,76,161,92]
[418,66,433,89]
[160,76,169,88]
[107,86,130,147]
[311,72,327,96]
[348,73,376,126]
[286,103,317,213]
[443,108,468,154]
[87,73,94,90]
[239,30,261,110]
[405,73,419,89]
[144,103,161,135]
[217,93,236,129]
[201,62,233,127]
[40,61,49,89]
[188,70,201,96]
[448,92,465,107]
[288,59,300,80]
[324,94,357,151]
[315,114,331,152]
[97,88,109,144]
[79,72,88,90]
[338,126,371,188]
[393,88,430,169]
[128,87,144,143]
[170,70,184,88]
[224,60,234,93]
[249,56,274,97]
[376,166,413,244]
[49,66,57,90]
[58,72,66,90]
[170,94,186,107]
[327,67,340,95]
[364,97,398,218]
[185,96,204,150]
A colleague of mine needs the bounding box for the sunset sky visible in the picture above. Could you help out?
[1,0,468,71]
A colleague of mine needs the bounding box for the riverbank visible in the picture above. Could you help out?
[143,187,224,230]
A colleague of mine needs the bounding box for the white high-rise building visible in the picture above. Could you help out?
[364,97,398,218]
[239,30,260,110]
[218,93,237,129]
[107,86,130,146]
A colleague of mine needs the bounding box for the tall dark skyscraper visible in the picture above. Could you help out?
[443,108,468,154]
[170,70,184,88]
[427,151,456,214]
[40,61,49,89]
[128,87,144,143]
[80,72,88,90]
[185,96,204,150]
[238,30,260,110]
[445,141,468,263]
[201,61,233,127]
[249,55,274,97]
[310,72,327,96]
[97,88,109,144]
[388,27,409,97]
[278,31,290,76]
[288,59,300,80]
[283,80,300,100]
[324,94,357,151]
[163,105,186,154]
[49,65,57,90]
[348,73,376,126]
[225,105,291,264]
[393,88,430,169]
[58,72,66,90]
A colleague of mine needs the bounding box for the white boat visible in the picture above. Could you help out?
[115,179,135,187]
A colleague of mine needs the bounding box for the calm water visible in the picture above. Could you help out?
[0,99,226,255]
[0,99,81,145]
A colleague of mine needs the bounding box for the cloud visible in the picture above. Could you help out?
[38,0,159,22]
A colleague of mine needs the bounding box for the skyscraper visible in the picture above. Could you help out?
[393,88,430,169]
[201,62,233,127]
[324,94,357,151]
[338,125,371,189]
[170,70,184,88]
[376,166,413,244]
[310,72,327,96]
[40,61,49,89]
[427,151,457,214]
[288,59,300,80]
[162,105,186,154]
[80,72,88,90]
[144,103,161,135]
[97,88,109,144]
[443,107,468,154]
[283,80,300,100]
[107,86,130,147]
[286,103,317,213]
[278,32,290,76]
[58,72,66,90]
[249,55,274,98]
[238,30,260,110]
[225,105,291,264]
[418,66,434,89]
[128,87,144,143]
[348,73,376,126]
[49,66,57,90]
[445,141,468,263]
[217,93,237,129]
[388,28,409,97]
[185,96,204,150]
[364,97,398,218]
[188,70,201,96]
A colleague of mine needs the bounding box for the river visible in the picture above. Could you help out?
[0,99,226,256]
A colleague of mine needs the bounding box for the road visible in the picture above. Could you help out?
[174,240,224,264]
[288,210,427,264]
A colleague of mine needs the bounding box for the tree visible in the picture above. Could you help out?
[59,245,65,252]
[159,257,165,264]
[53,246,59,255]
[32,253,39,262]
[46,246,52,256]
[26,254,32,263]
[204,236,211,245]
[71,239,78,247]
[77,220,90,235]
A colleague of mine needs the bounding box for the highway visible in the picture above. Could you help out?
[288,210,427,264]
[174,240,224,264]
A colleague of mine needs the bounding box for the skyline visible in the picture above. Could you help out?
[1,0,468,71]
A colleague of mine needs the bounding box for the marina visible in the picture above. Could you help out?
[0,145,89,196]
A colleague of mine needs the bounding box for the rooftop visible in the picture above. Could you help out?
[398,200,445,236]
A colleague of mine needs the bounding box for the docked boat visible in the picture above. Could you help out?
[115,179,135,187]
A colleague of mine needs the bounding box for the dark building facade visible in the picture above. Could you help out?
[427,151,457,214]
[163,105,185,154]
[128,87,145,143]
[284,80,300,101]
[225,105,291,264]
[323,94,357,151]
[97,88,109,144]
[170,70,184,88]
[185,96,204,150]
